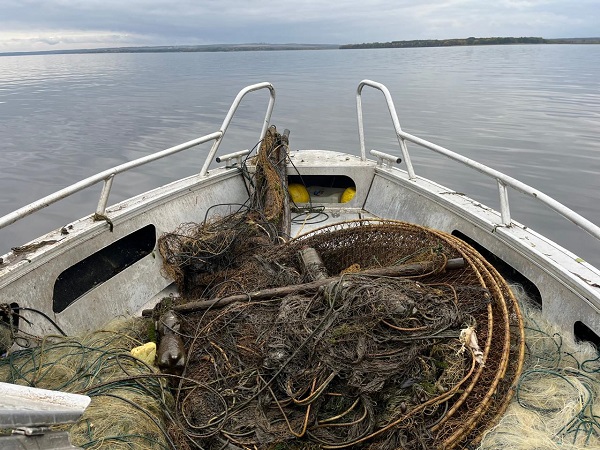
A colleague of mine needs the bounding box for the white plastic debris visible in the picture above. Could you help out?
[458,325,485,366]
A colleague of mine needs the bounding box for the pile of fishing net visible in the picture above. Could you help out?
[156,219,527,449]
[158,125,292,300]
[0,319,174,449]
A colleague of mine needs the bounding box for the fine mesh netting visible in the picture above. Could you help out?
[0,319,175,449]
[478,286,600,449]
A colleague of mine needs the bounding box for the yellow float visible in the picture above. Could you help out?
[340,186,356,203]
[288,183,310,203]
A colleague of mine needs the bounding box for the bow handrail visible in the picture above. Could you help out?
[357,79,600,241]
[0,82,275,231]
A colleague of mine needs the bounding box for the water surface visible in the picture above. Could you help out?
[1,45,599,265]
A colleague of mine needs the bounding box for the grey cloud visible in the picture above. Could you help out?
[40,37,60,45]
[1,0,598,52]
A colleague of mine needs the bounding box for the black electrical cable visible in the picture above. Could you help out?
[12,306,67,336]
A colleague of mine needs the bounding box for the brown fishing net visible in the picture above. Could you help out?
[157,218,525,450]
[158,125,293,300]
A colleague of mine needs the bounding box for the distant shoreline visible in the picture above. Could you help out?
[1,37,599,57]
[0,43,338,57]
[341,37,600,49]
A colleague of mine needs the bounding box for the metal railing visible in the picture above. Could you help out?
[357,79,600,241]
[0,82,275,232]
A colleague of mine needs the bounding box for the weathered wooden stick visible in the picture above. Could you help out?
[143,257,464,317]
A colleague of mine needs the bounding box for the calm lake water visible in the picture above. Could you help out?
[1,45,599,265]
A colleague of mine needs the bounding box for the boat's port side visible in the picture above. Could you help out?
[363,166,600,343]
[0,167,250,339]
[53,224,157,314]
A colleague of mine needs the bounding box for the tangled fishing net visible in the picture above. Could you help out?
[152,126,527,448]
[156,218,526,449]
[158,126,292,300]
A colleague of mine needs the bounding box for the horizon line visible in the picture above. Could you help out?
[2,36,599,57]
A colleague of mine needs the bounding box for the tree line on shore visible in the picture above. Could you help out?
[340,36,599,49]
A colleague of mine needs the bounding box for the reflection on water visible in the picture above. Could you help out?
[0,46,599,265]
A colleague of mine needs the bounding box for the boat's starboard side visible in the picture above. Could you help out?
[363,162,600,342]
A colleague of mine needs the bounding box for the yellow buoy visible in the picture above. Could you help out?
[288,183,310,203]
[130,341,157,366]
[340,187,356,203]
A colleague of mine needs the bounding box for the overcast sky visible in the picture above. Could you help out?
[1,0,598,53]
